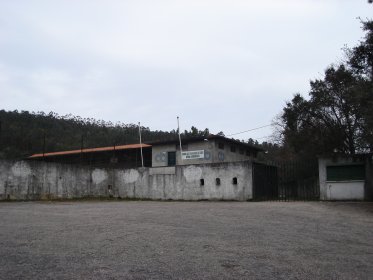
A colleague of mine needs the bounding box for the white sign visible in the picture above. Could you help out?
[182,150,205,160]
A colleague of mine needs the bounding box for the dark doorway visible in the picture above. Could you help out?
[168,151,176,166]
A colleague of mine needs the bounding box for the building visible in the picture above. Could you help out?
[28,135,262,168]
[28,135,263,168]
[150,134,262,167]
[318,153,373,200]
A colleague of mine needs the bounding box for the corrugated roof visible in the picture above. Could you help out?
[29,143,151,159]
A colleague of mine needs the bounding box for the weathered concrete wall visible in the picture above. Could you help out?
[0,160,252,201]
[319,157,366,200]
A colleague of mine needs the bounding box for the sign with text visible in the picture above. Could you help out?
[182,150,205,160]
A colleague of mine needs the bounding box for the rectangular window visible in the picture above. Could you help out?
[239,148,244,155]
[167,151,176,166]
[246,150,251,156]
[230,146,236,153]
[326,165,365,181]
[218,142,224,150]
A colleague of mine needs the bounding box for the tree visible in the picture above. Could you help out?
[278,20,373,157]
[347,20,373,151]
[281,65,365,157]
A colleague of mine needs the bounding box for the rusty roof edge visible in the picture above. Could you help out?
[28,143,152,159]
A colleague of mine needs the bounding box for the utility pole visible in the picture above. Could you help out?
[138,122,144,167]
[0,120,2,146]
[42,131,46,158]
[177,116,183,164]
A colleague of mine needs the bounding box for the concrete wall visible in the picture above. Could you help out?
[152,140,253,167]
[0,159,253,201]
[319,157,366,200]
[323,181,365,200]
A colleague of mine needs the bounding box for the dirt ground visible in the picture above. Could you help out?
[0,201,372,280]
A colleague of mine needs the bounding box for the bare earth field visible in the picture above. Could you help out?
[0,201,372,280]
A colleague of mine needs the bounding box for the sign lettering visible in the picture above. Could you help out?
[182,150,205,160]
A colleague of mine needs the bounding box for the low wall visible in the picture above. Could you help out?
[0,160,253,201]
[319,157,367,200]
[323,181,365,200]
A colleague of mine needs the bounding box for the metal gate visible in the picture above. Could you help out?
[252,160,319,201]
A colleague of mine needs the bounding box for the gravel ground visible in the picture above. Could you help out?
[0,201,372,280]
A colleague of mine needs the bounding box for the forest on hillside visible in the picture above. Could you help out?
[0,110,199,159]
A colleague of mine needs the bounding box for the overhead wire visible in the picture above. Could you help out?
[225,124,272,137]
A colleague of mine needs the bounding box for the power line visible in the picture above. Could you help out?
[226,124,272,137]
[254,135,271,140]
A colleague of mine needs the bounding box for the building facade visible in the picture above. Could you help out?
[319,154,373,200]
[151,135,262,167]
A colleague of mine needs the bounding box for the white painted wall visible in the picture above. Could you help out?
[325,181,365,200]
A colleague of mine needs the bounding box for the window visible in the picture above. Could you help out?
[218,142,224,149]
[239,148,244,155]
[230,145,236,153]
[216,178,221,186]
[246,150,251,156]
[326,165,365,181]
[200,179,205,186]
[232,177,238,185]
[167,151,176,166]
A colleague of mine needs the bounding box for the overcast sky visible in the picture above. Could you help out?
[0,1,372,141]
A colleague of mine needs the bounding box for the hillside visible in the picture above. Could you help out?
[0,110,180,159]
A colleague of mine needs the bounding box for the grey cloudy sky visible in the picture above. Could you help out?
[0,1,372,141]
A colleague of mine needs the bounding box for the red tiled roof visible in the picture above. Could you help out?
[29,143,151,159]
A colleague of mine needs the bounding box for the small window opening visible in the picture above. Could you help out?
[218,142,224,149]
[216,178,221,186]
[232,177,238,185]
[108,185,112,190]
[230,146,236,153]
[200,179,205,186]
[246,150,251,156]
[239,148,244,155]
